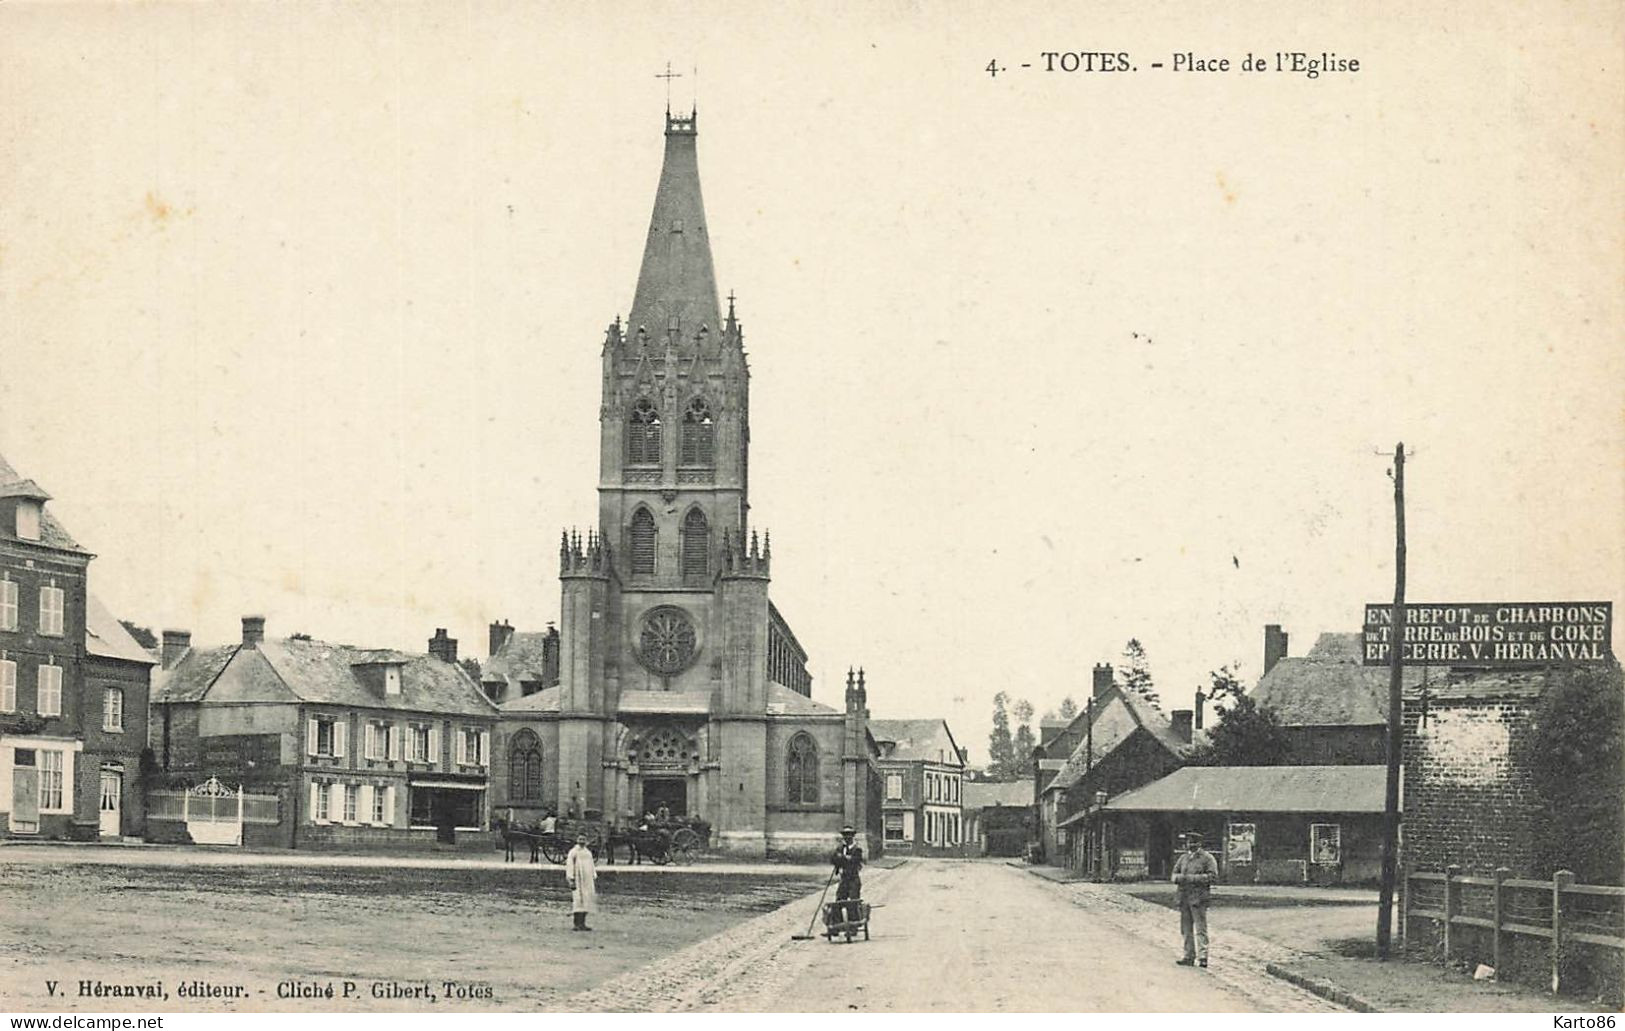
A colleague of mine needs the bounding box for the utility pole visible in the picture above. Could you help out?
[1377,442,1406,959]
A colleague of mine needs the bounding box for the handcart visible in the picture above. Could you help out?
[821,898,871,943]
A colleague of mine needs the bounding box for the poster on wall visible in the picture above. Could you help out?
[1227,823,1256,864]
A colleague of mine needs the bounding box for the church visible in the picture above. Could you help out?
[494,108,882,858]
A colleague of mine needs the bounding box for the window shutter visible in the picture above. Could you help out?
[358,784,374,823]
[630,509,657,574]
[428,724,441,767]
[480,731,491,768]
[456,729,467,766]
[333,720,347,759]
[307,718,318,757]
[308,781,320,821]
[387,724,400,761]
[383,785,396,827]
[328,783,343,821]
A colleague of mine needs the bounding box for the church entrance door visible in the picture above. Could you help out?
[642,778,687,818]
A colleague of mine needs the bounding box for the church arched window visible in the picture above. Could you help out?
[680,398,715,466]
[628,398,662,465]
[681,508,710,578]
[786,732,819,805]
[630,507,657,575]
[508,729,543,803]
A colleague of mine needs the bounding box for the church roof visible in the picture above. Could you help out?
[766,681,838,716]
[500,685,560,714]
[626,111,722,345]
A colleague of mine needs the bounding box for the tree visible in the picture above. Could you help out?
[1185,694,1292,766]
[459,657,483,683]
[118,620,157,650]
[987,692,1016,780]
[1205,664,1246,704]
[1118,638,1160,709]
[1058,695,1079,721]
[1527,665,1625,883]
[1012,698,1036,771]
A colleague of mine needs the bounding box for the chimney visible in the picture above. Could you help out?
[1092,662,1114,700]
[160,629,191,670]
[489,619,515,659]
[542,623,561,687]
[1264,624,1289,676]
[1194,689,1207,730]
[428,628,458,665]
[1171,709,1193,744]
[241,615,265,649]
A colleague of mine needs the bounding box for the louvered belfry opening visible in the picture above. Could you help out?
[681,508,710,578]
[680,397,715,466]
[630,507,657,574]
[628,398,662,465]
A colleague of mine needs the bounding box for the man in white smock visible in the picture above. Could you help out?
[565,833,597,931]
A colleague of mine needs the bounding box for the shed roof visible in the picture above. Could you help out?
[963,779,1034,810]
[1104,764,1387,814]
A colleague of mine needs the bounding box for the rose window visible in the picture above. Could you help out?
[639,606,697,675]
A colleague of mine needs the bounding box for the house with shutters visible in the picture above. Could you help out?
[151,616,499,849]
[1,452,153,841]
[870,716,967,855]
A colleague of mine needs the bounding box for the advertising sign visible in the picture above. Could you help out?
[1362,602,1612,667]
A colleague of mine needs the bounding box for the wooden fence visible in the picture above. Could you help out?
[1404,865,1625,995]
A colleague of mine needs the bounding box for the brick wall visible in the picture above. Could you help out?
[1402,694,1540,876]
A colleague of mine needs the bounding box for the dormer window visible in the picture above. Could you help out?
[384,665,401,696]
[15,500,40,541]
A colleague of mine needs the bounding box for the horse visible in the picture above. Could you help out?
[493,814,541,864]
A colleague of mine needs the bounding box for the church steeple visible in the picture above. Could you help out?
[627,109,721,348]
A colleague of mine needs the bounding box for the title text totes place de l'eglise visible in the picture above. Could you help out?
[1362,602,1613,666]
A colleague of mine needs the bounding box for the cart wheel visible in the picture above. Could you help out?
[541,841,567,864]
[671,827,700,852]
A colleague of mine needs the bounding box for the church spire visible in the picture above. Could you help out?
[627,109,722,348]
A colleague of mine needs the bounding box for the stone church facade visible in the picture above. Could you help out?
[495,109,881,858]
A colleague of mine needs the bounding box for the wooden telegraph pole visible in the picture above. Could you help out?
[1377,442,1406,959]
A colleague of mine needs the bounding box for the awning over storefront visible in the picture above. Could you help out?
[407,779,486,790]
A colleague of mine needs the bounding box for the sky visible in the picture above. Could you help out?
[1,2,1620,763]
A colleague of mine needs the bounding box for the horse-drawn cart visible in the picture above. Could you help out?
[495,814,707,866]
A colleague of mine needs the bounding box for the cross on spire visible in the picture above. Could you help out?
[656,62,683,111]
